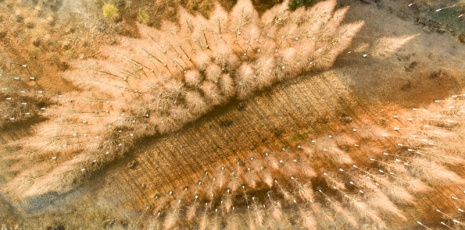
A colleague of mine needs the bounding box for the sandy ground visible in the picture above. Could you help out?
[337,0,465,107]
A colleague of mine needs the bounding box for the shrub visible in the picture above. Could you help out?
[102,3,118,19]
[138,8,150,24]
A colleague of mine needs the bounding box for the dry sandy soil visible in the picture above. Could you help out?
[1,0,465,229]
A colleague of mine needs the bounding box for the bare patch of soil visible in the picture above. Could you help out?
[336,0,465,107]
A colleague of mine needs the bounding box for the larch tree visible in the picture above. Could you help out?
[2,0,368,227]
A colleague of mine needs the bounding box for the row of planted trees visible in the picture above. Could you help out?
[139,92,465,229]
[3,0,465,228]
[84,68,465,229]
[2,0,364,197]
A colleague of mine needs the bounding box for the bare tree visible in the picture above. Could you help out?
[2,0,367,226]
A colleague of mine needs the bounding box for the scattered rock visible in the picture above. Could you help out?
[416,17,445,34]
[358,0,381,7]
[15,15,24,23]
[59,62,69,71]
[61,41,71,50]
[32,38,41,47]
[415,17,427,25]
[0,30,7,39]
[430,70,446,79]
[26,22,35,29]
[405,61,418,72]
[422,26,431,33]
[46,225,65,230]
[396,53,411,62]
[425,53,432,61]
[459,33,465,44]
[400,80,412,91]
[437,26,447,34]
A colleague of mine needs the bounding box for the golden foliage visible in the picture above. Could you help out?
[3,0,363,199]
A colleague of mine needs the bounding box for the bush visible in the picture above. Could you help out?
[138,8,150,24]
[102,3,118,19]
